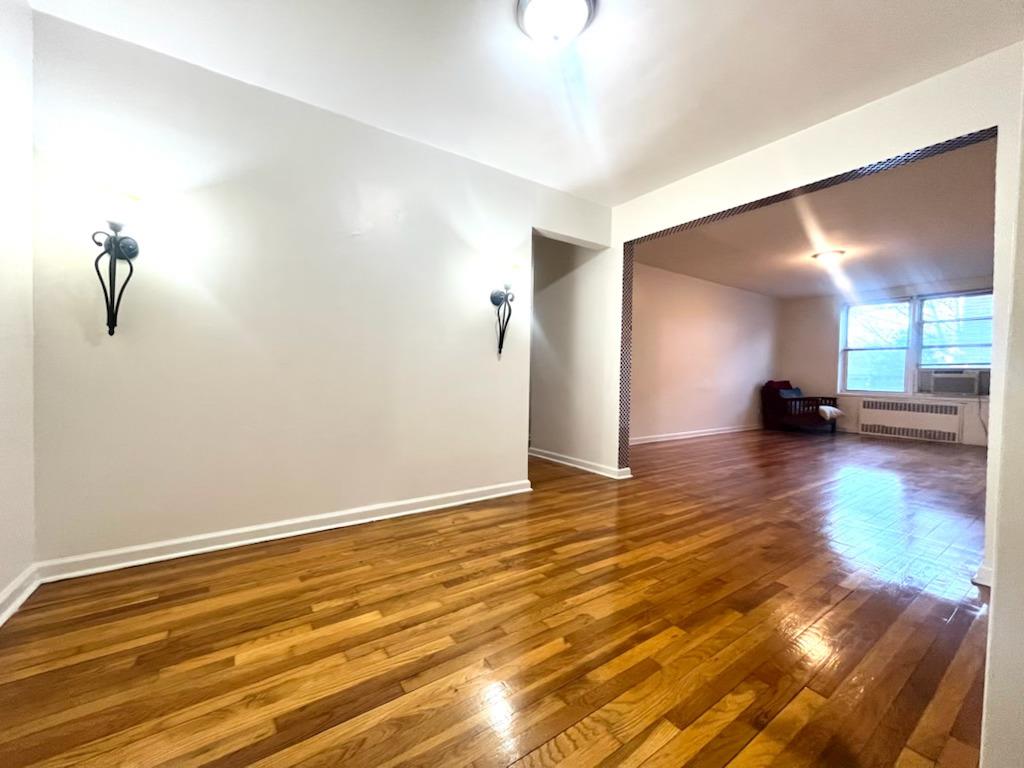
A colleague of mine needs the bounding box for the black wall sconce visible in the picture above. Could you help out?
[91,221,139,336]
[490,284,515,355]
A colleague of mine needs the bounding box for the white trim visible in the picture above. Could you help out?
[528,448,632,480]
[31,480,532,586]
[630,425,759,446]
[839,392,989,402]
[840,298,914,395]
[0,564,40,627]
[972,562,993,587]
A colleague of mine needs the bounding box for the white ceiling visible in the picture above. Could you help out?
[29,1,1023,205]
[635,138,996,298]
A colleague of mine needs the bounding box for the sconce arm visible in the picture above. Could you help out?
[491,287,515,356]
[91,226,139,336]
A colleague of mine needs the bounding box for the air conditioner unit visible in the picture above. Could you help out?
[928,370,981,396]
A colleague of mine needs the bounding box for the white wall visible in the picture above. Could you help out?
[528,235,619,476]
[775,296,842,396]
[985,62,1024,768]
[609,43,1023,766]
[31,17,609,564]
[630,264,777,441]
[0,0,36,620]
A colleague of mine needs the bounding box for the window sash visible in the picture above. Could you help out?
[844,345,908,351]
[921,293,993,322]
[844,301,912,351]
[916,292,993,374]
[841,300,912,393]
[839,291,993,393]
[842,349,909,393]
[920,342,992,349]
[920,346,993,368]
[921,317,993,350]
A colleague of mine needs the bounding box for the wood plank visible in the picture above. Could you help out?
[726,686,827,767]
[0,432,988,768]
[907,605,988,761]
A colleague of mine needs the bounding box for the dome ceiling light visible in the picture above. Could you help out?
[516,0,597,46]
[812,250,846,266]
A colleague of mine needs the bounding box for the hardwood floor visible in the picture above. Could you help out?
[0,431,988,767]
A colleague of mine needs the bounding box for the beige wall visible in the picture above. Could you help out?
[610,43,1023,765]
[630,264,777,441]
[31,17,609,563]
[529,235,619,476]
[775,296,842,396]
[0,0,36,618]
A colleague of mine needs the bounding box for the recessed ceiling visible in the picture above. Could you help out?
[29,0,1023,205]
[635,138,996,298]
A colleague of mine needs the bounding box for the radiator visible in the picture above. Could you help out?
[858,399,963,443]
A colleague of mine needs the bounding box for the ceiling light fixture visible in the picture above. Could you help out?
[516,0,596,46]
[812,249,845,266]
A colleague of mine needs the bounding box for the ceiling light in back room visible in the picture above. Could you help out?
[516,0,596,46]
[812,249,846,267]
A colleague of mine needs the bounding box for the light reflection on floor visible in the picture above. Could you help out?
[814,462,984,601]
[796,629,835,666]
[483,680,518,758]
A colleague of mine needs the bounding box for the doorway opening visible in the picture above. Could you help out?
[527,231,622,484]
[615,127,999,759]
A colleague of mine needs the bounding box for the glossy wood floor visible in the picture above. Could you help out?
[0,432,988,767]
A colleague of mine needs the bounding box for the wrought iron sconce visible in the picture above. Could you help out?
[92,222,139,336]
[490,284,515,355]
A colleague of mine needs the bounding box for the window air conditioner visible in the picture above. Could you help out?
[928,370,981,396]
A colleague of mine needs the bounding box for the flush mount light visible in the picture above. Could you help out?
[516,0,596,46]
[812,250,846,265]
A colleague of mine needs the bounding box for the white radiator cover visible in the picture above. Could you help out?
[858,399,963,443]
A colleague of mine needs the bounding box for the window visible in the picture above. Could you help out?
[920,293,993,368]
[841,292,993,393]
[842,301,911,392]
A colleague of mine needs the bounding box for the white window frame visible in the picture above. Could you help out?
[839,290,993,395]
[839,298,913,395]
[917,290,994,371]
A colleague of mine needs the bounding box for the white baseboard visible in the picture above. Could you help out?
[528,447,632,480]
[0,564,40,627]
[972,563,993,587]
[630,425,760,446]
[29,480,532,589]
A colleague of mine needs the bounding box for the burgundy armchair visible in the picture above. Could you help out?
[761,380,838,433]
